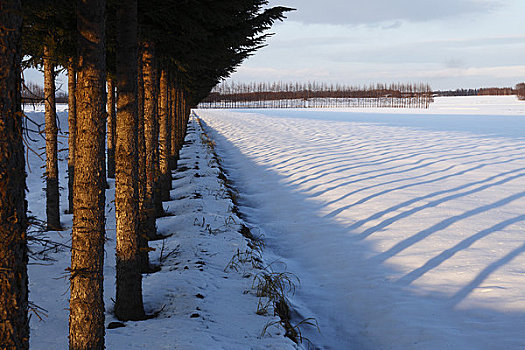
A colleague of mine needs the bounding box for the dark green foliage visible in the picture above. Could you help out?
[22,0,292,106]
[21,0,76,69]
[136,0,294,105]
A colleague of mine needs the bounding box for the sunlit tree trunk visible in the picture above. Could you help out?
[169,84,178,170]
[166,80,172,172]
[137,45,150,270]
[69,0,107,348]
[175,87,184,156]
[101,92,107,190]
[107,76,116,178]
[67,58,76,214]
[44,44,61,230]
[0,1,29,347]
[158,69,170,201]
[114,0,146,320]
[153,73,164,216]
[141,41,158,237]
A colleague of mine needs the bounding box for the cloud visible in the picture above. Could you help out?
[231,66,332,81]
[445,58,467,69]
[237,1,524,89]
[322,35,525,67]
[431,65,525,79]
[277,0,501,25]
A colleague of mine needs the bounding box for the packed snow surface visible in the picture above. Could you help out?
[196,96,525,349]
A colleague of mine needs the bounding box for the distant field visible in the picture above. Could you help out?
[196,95,525,349]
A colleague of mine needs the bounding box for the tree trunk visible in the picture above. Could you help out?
[153,72,164,216]
[44,45,61,230]
[185,97,190,138]
[0,2,29,347]
[158,69,170,201]
[165,81,172,187]
[176,87,184,157]
[184,94,189,137]
[69,0,107,348]
[169,84,178,170]
[141,41,158,238]
[180,90,188,144]
[114,0,146,321]
[107,77,116,178]
[136,46,150,270]
[67,58,76,214]
[101,91,107,190]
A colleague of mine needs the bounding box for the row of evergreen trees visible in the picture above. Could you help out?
[0,0,291,349]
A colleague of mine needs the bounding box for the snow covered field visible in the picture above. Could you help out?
[196,95,525,349]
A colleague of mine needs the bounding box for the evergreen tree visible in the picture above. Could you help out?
[0,1,29,347]
[67,57,77,214]
[68,0,107,347]
[140,40,159,239]
[158,68,170,201]
[113,0,146,321]
[106,76,116,178]
[21,0,77,230]
[43,43,61,229]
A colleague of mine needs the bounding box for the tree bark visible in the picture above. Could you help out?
[69,0,107,348]
[140,41,158,238]
[101,93,107,190]
[166,83,172,172]
[67,58,77,214]
[184,92,189,137]
[169,84,178,170]
[44,44,61,230]
[136,45,150,270]
[114,0,146,320]
[153,72,164,216]
[179,90,188,145]
[176,87,184,158]
[0,2,29,348]
[158,69,170,201]
[106,77,116,179]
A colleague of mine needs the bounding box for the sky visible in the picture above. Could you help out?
[24,0,525,91]
[226,0,525,90]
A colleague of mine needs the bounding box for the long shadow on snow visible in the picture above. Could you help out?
[317,147,525,205]
[398,214,525,287]
[369,188,525,265]
[283,135,504,190]
[197,115,525,350]
[352,168,525,240]
[450,240,525,307]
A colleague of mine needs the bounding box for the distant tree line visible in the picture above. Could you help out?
[1,0,291,349]
[436,84,524,97]
[478,87,515,96]
[21,81,67,103]
[199,81,434,109]
[516,83,525,100]
[436,88,479,97]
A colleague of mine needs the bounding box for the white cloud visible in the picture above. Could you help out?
[234,0,525,89]
[430,65,525,79]
[229,61,525,90]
